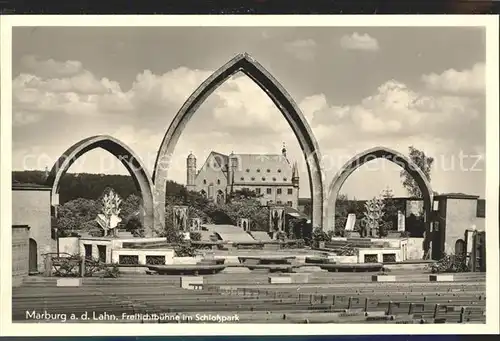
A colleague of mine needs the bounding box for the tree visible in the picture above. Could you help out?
[56,198,99,233]
[230,188,263,200]
[400,146,434,197]
[335,193,349,236]
[124,216,144,237]
[214,197,268,231]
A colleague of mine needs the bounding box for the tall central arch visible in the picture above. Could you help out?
[325,146,434,252]
[153,53,325,232]
[46,135,156,236]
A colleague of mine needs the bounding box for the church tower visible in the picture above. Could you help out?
[292,161,300,207]
[292,161,299,189]
[186,152,197,191]
[281,142,289,163]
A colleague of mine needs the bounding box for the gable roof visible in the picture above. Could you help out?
[232,153,293,185]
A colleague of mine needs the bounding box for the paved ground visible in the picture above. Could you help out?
[12,271,486,324]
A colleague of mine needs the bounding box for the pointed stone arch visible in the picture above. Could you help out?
[325,146,433,249]
[153,53,325,232]
[45,135,155,236]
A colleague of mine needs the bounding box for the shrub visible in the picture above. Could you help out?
[427,253,468,273]
[146,256,166,265]
[364,254,379,263]
[100,263,120,278]
[125,216,145,237]
[118,255,139,265]
[52,254,82,277]
[400,231,411,238]
[312,227,329,242]
[190,232,202,241]
[175,243,197,257]
[276,231,286,241]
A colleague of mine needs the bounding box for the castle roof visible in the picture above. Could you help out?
[231,153,293,185]
[196,151,295,184]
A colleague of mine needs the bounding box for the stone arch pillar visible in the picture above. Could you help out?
[153,53,325,232]
[45,135,156,237]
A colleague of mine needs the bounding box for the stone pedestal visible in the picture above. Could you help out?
[180,276,204,289]
[57,278,82,287]
[371,275,396,282]
[268,276,292,284]
[429,274,454,282]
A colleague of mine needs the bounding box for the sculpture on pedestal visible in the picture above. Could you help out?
[95,189,122,237]
[269,206,285,238]
[173,205,188,231]
[190,217,202,232]
[363,196,385,238]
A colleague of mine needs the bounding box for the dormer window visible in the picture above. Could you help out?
[277,169,282,173]
[262,177,266,181]
[246,169,250,172]
[251,177,255,181]
[240,177,244,181]
[257,169,261,173]
[283,177,287,181]
[266,169,271,173]
[272,177,276,181]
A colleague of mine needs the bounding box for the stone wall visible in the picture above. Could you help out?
[12,187,53,272]
[444,198,478,255]
[59,237,80,255]
[406,237,425,260]
[12,225,30,287]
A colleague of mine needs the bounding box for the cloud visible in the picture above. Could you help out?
[340,33,380,51]
[21,55,84,78]
[284,39,317,61]
[421,63,485,95]
[301,79,484,152]
[12,56,485,198]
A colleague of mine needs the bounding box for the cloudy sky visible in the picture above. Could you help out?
[12,26,486,199]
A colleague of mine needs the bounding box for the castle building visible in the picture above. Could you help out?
[186,144,300,209]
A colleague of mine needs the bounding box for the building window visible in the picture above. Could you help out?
[287,201,293,207]
[283,177,287,181]
[262,177,266,181]
[278,169,281,173]
[266,188,272,195]
[272,177,276,181]
[217,179,221,185]
[251,177,255,181]
[277,188,282,195]
[240,177,244,181]
[256,188,261,194]
[277,201,282,204]
[257,169,261,173]
[287,188,293,195]
[246,169,250,172]
[267,169,271,173]
[203,179,207,185]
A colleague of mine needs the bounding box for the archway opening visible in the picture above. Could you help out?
[455,239,466,256]
[46,135,155,238]
[153,53,324,235]
[333,158,418,237]
[28,238,38,274]
[326,147,433,250]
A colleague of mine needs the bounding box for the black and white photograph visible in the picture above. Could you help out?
[0,15,498,335]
